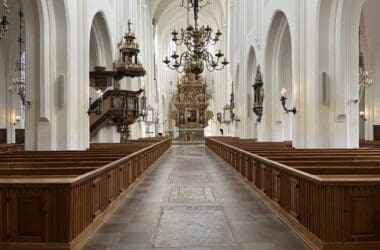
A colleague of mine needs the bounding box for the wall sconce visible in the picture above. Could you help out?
[359,111,367,121]
[139,92,147,122]
[223,104,231,124]
[280,88,296,114]
[216,112,222,124]
[225,81,240,123]
[13,115,21,126]
[231,108,240,123]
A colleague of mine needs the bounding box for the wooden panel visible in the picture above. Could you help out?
[15,129,25,144]
[92,178,101,218]
[272,170,280,204]
[374,125,380,141]
[254,161,260,187]
[119,165,125,192]
[259,164,266,192]
[344,190,379,241]
[240,154,245,176]
[0,190,3,242]
[127,160,133,185]
[18,199,42,236]
[108,169,119,203]
[246,157,253,182]
[8,192,47,243]
[0,129,6,144]
[289,177,300,219]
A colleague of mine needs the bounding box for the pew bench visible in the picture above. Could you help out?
[0,138,172,250]
[206,137,380,250]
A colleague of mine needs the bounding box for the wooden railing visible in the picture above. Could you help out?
[206,137,380,250]
[0,138,171,250]
[0,144,24,153]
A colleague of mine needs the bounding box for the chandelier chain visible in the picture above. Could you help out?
[9,8,27,107]
[163,0,228,75]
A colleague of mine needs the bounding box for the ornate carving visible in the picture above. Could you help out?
[171,73,213,129]
[253,65,264,123]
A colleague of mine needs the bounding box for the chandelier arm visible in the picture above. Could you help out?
[208,50,221,64]
[206,31,212,44]
[205,63,216,72]
[174,40,183,46]
[209,40,218,46]
[203,50,215,63]
[212,64,226,71]
[214,55,222,65]
[166,64,177,70]
[174,37,185,46]
[178,51,190,66]
[175,65,185,74]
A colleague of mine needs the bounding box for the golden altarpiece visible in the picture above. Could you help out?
[170,73,213,142]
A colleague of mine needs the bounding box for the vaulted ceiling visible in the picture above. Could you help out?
[149,0,228,54]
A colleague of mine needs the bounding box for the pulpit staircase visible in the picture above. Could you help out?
[88,89,143,139]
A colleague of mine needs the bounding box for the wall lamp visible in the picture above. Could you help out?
[231,108,240,123]
[216,112,222,124]
[280,88,296,114]
[13,115,21,126]
[359,111,367,122]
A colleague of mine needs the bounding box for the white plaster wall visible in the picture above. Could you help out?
[226,0,368,148]
[1,0,374,149]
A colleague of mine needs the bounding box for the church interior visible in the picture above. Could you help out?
[1,0,380,249]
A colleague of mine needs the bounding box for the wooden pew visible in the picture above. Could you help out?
[0,138,172,250]
[206,137,380,250]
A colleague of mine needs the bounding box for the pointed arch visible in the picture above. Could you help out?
[89,12,113,70]
[264,11,293,141]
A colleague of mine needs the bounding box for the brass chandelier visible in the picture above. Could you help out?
[9,9,26,107]
[163,0,228,75]
[357,31,374,104]
[0,0,9,39]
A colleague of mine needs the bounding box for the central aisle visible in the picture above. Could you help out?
[83,145,309,250]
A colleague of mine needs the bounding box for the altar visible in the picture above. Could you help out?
[178,129,205,143]
[170,73,213,143]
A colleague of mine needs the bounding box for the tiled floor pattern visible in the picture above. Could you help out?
[82,145,310,250]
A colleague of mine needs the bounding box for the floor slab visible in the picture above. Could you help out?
[153,206,236,248]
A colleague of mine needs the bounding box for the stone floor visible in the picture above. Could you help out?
[82,145,310,250]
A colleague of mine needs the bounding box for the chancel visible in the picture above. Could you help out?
[1,0,380,249]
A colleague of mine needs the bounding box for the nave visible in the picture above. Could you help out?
[83,145,308,250]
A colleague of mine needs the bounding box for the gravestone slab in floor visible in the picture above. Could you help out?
[167,174,214,183]
[169,185,215,203]
[153,206,236,248]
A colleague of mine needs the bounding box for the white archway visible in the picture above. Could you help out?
[89,12,113,71]
[318,0,366,147]
[89,11,117,143]
[264,11,293,142]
